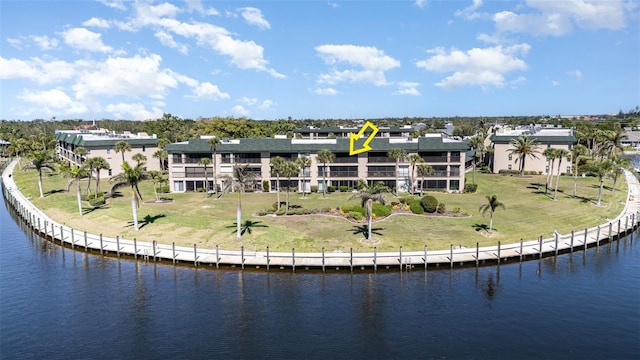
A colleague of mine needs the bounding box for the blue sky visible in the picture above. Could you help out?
[1,0,638,121]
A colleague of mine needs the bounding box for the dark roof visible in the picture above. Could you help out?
[166,136,469,154]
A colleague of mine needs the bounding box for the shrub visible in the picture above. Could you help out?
[392,204,399,211]
[89,196,105,207]
[245,188,254,193]
[463,184,478,193]
[339,185,349,192]
[372,203,392,217]
[391,201,399,206]
[262,180,269,192]
[420,195,438,213]
[437,203,446,214]
[346,211,363,221]
[498,169,520,175]
[356,179,367,190]
[311,185,318,193]
[453,207,461,216]
[341,205,365,216]
[81,193,104,202]
[196,187,205,192]
[159,185,170,193]
[409,201,424,214]
[327,185,336,192]
[272,201,287,210]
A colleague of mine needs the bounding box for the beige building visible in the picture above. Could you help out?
[55,129,161,177]
[490,125,577,175]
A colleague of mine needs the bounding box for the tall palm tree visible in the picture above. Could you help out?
[317,149,334,199]
[507,136,540,176]
[61,163,90,216]
[74,146,87,165]
[542,147,557,192]
[8,137,30,168]
[199,157,211,195]
[553,149,570,200]
[83,156,97,195]
[90,156,110,198]
[387,148,406,196]
[296,156,311,198]
[479,195,506,233]
[207,137,221,195]
[604,129,627,158]
[132,153,147,167]
[222,165,258,239]
[147,170,167,202]
[280,161,299,213]
[109,161,146,231]
[407,153,423,194]
[152,149,168,171]
[23,150,56,198]
[609,156,630,192]
[591,160,613,206]
[114,140,131,163]
[270,156,285,210]
[571,144,588,198]
[348,182,388,240]
[469,136,484,184]
[417,163,434,195]
[156,138,170,150]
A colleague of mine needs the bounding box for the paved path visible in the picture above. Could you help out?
[2,158,639,271]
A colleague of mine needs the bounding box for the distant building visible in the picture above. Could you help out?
[165,133,468,194]
[55,129,160,177]
[490,125,577,174]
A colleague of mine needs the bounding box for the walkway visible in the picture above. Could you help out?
[2,158,639,272]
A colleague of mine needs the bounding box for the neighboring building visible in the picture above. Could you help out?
[293,124,418,139]
[490,125,577,174]
[55,129,160,177]
[621,129,640,150]
[165,134,468,194]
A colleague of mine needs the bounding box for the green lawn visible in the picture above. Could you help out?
[11,165,629,252]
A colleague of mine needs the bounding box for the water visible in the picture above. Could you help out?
[1,193,639,359]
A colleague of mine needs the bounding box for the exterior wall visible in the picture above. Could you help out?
[57,141,160,177]
[493,142,572,174]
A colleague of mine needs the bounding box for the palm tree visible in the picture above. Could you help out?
[8,137,30,168]
[609,156,630,192]
[148,170,167,202]
[74,146,87,165]
[23,150,56,198]
[199,157,212,195]
[152,149,168,171]
[571,144,588,198]
[156,138,170,150]
[114,140,131,163]
[469,136,484,184]
[83,157,97,195]
[407,153,423,194]
[270,156,285,210]
[222,165,258,239]
[542,148,557,192]
[317,149,334,199]
[604,129,627,158]
[507,136,540,176]
[417,163,434,195]
[61,163,90,216]
[132,153,147,167]
[207,137,221,195]
[387,148,407,196]
[296,156,312,198]
[90,157,110,199]
[109,161,146,231]
[591,160,613,206]
[479,195,506,233]
[280,161,299,213]
[348,182,388,240]
[553,149,570,200]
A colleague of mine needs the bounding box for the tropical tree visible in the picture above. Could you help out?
[199,157,211,195]
[348,182,388,241]
[270,156,285,210]
[317,149,335,199]
[132,153,147,167]
[469,136,484,184]
[74,146,87,165]
[542,148,558,193]
[7,137,30,168]
[479,195,506,233]
[114,140,131,163]
[152,149,168,171]
[90,157,110,198]
[61,163,90,216]
[407,153,423,194]
[296,156,311,198]
[507,136,541,176]
[148,170,168,202]
[109,161,146,231]
[609,156,630,192]
[553,149,570,200]
[604,129,627,158]
[417,163,434,195]
[83,156,97,195]
[23,150,56,198]
[571,144,588,198]
[156,138,170,150]
[222,165,258,239]
[588,160,613,206]
[280,161,300,213]
[207,137,221,195]
[387,148,407,196]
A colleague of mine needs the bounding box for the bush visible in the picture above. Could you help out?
[82,193,104,201]
[453,207,461,216]
[245,188,254,193]
[356,179,367,190]
[409,201,424,214]
[420,195,438,213]
[272,201,286,210]
[327,185,336,192]
[346,211,363,221]
[372,203,392,217]
[196,187,206,192]
[463,184,478,193]
[341,205,366,216]
[88,196,105,207]
[311,185,318,193]
[437,203,446,214]
[339,185,349,192]
[498,169,520,175]
[159,185,170,193]
[262,180,269,192]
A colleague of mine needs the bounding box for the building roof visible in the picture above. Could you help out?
[293,125,416,134]
[490,128,577,144]
[165,135,469,154]
[55,130,158,148]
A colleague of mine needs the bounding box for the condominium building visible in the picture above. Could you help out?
[55,129,160,177]
[490,125,577,174]
[165,133,468,194]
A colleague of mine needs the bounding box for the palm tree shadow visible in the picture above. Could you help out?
[227,220,268,236]
[349,225,384,237]
[109,191,124,198]
[127,214,166,229]
[82,205,109,215]
[472,223,491,232]
[45,189,65,196]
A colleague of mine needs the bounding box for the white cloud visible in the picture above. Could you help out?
[416,44,530,89]
[188,82,230,100]
[313,87,338,95]
[185,0,219,15]
[238,7,271,30]
[394,81,421,96]
[231,105,249,116]
[17,88,88,115]
[155,31,189,54]
[415,0,427,9]
[328,2,339,9]
[62,28,113,53]
[105,102,163,120]
[551,80,560,86]
[31,35,59,50]
[0,56,77,84]
[259,99,274,110]
[455,0,484,20]
[315,44,400,86]
[493,0,628,36]
[567,69,583,81]
[97,0,126,11]
[83,17,110,29]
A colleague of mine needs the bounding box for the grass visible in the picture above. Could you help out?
[11,166,629,252]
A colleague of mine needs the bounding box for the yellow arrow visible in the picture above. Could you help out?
[349,121,379,156]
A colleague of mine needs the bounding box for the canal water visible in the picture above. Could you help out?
[1,193,639,359]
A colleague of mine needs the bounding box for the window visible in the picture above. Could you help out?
[547,143,551,148]
[508,164,512,170]
[449,166,460,177]
[330,166,358,177]
[508,154,512,161]
[108,169,112,176]
[106,148,111,154]
[450,152,460,162]
[566,166,571,174]
[174,181,184,192]
[142,145,146,152]
[367,166,395,177]
[449,180,460,191]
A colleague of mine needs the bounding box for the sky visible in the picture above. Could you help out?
[1,0,639,121]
